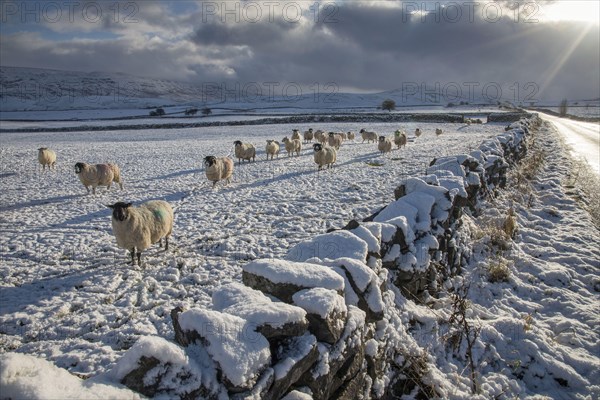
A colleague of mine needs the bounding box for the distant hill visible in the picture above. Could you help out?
[1,66,509,112]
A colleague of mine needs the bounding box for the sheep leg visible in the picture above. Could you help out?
[130,248,136,265]
[165,236,169,251]
[136,252,142,266]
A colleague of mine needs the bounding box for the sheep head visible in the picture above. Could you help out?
[74,162,86,174]
[282,136,289,142]
[313,143,323,152]
[328,132,335,137]
[233,140,242,147]
[379,136,386,142]
[107,202,133,222]
[204,156,217,167]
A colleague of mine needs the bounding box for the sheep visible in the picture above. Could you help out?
[233,140,256,164]
[465,118,472,126]
[291,129,301,141]
[313,143,337,170]
[327,132,342,150]
[414,128,422,138]
[360,129,378,143]
[435,128,443,136]
[265,140,280,160]
[315,131,328,144]
[282,136,302,157]
[394,130,407,149]
[347,131,356,141]
[378,136,392,154]
[338,132,348,140]
[204,156,234,187]
[303,128,314,144]
[107,200,173,266]
[37,147,57,171]
[74,162,123,195]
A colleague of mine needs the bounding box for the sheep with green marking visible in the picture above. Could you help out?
[394,129,407,149]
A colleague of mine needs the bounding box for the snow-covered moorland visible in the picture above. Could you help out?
[0,116,598,399]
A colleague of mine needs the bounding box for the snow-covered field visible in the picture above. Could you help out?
[0,121,495,375]
[1,114,598,399]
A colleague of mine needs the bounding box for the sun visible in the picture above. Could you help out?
[540,1,600,24]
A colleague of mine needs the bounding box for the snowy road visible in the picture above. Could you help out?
[534,111,600,174]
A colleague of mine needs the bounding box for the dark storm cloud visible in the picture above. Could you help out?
[185,2,598,100]
[1,1,598,100]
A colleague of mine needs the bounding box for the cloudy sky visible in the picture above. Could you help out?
[1,0,599,101]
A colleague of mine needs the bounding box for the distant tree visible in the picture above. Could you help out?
[149,110,158,116]
[156,107,166,116]
[185,108,198,116]
[447,102,456,108]
[381,99,396,112]
[559,99,568,117]
[202,107,212,116]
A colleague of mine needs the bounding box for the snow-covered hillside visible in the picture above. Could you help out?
[1,66,500,114]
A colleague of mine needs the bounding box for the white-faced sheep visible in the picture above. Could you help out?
[265,140,280,160]
[414,128,422,138]
[435,128,443,136]
[38,147,56,171]
[107,200,173,266]
[282,136,302,157]
[74,162,123,195]
[378,136,392,154]
[233,140,256,164]
[360,129,378,143]
[327,132,343,150]
[303,128,314,144]
[291,129,301,141]
[313,143,337,170]
[394,130,407,149]
[204,156,234,187]
[347,131,356,141]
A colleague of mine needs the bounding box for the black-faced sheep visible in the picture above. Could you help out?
[74,162,123,195]
[107,200,173,266]
[265,140,280,160]
[291,129,301,141]
[360,129,378,143]
[38,148,56,171]
[303,129,314,144]
[204,156,234,187]
[435,128,443,136]
[378,136,392,154]
[327,132,342,150]
[313,143,337,170]
[394,130,407,149]
[347,131,356,141]
[415,128,422,138]
[233,140,256,164]
[282,136,302,157]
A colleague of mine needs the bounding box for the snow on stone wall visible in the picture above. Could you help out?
[100,116,539,399]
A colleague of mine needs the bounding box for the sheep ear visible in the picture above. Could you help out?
[106,204,115,209]
[126,203,133,208]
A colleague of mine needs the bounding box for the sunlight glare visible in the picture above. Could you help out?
[541,1,600,24]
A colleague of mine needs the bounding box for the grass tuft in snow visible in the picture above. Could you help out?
[487,257,512,283]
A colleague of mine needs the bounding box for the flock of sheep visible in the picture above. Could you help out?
[35,125,437,265]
